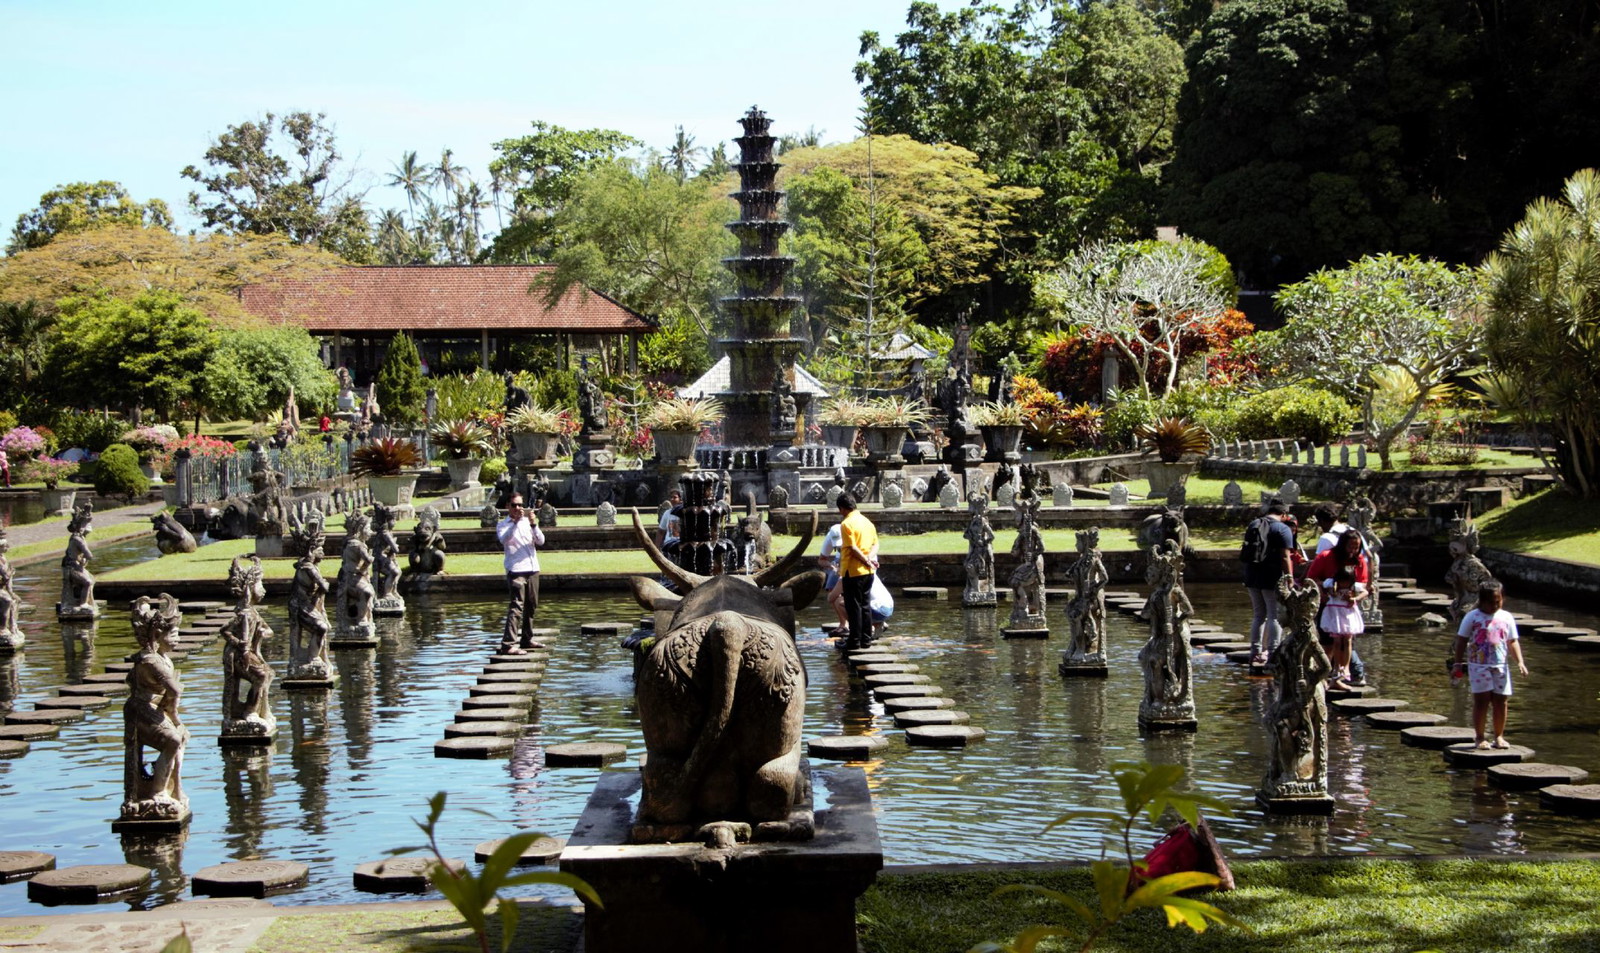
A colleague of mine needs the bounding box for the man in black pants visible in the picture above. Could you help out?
[836,492,879,650]
[496,493,546,654]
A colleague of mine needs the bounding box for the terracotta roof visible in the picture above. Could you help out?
[238,265,654,334]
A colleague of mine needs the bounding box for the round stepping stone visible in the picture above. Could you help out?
[461,694,533,711]
[1444,742,1535,768]
[1365,711,1446,730]
[28,864,150,904]
[455,708,528,723]
[873,683,943,699]
[900,587,948,599]
[1401,726,1477,749]
[468,682,536,697]
[579,621,631,635]
[443,721,525,739]
[477,671,540,685]
[807,735,888,760]
[1522,624,1584,643]
[855,663,920,675]
[881,696,956,714]
[59,683,122,698]
[1331,698,1409,716]
[436,736,515,759]
[0,739,27,758]
[474,836,565,866]
[191,861,309,898]
[0,851,55,883]
[1566,635,1600,652]
[905,725,986,748]
[1539,784,1600,817]
[0,723,60,742]
[5,709,82,726]
[545,742,626,767]
[1488,763,1590,792]
[1202,641,1253,654]
[1325,684,1378,701]
[862,673,931,687]
[36,696,110,711]
[894,709,970,728]
[353,857,464,893]
[845,653,900,667]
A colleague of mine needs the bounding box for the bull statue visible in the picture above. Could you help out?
[729,489,773,573]
[625,508,824,846]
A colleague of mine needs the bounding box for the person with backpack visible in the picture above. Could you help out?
[1241,501,1297,667]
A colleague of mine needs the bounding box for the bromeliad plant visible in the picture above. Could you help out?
[971,401,1028,427]
[1135,416,1212,463]
[505,404,568,435]
[349,437,424,477]
[816,396,875,427]
[645,397,724,433]
[858,395,935,428]
[974,762,1244,953]
[430,419,496,459]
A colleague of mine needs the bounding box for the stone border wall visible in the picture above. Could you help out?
[1200,458,1541,514]
[1481,547,1600,601]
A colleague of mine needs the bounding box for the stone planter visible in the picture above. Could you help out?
[367,473,419,507]
[862,425,910,464]
[653,430,700,467]
[39,487,77,517]
[139,462,165,486]
[511,432,558,468]
[820,425,859,452]
[979,425,1024,463]
[443,457,483,488]
[1144,459,1200,499]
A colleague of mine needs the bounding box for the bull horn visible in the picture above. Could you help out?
[745,488,758,519]
[630,509,708,592]
[753,509,817,587]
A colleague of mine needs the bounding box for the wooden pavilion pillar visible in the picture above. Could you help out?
[480,329,490,370]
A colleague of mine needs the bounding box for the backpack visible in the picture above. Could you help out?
[1239,517,1272,564]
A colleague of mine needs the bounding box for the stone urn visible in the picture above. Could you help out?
[511,432,558,468]
[979,425,1024,463]
[861,425,910,464]
[444,457,483,488]
[1143,458,1200,499]
[139,461,165,486]
[652,429,700,467]
[367,473,419,507]
[820,425,859,452]
[39,487,77,517]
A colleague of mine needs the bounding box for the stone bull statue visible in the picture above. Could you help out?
[625,509,824,846]
[728,489,773,573]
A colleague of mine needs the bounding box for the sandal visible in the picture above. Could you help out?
[501,646,528,656]
[1475,740,1492,750]
[1493,738,1511,750]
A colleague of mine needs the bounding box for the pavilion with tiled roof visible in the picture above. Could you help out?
[239,265,655,377]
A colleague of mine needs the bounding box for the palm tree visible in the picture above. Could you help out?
[386,151,432,228]
[666,126,704,184]
[434,149,467,199]
[0,299,56,386]
[488,165,510,232]
[375,209,412,264]
[454,182,490,261]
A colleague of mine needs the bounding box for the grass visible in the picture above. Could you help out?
[1477,488,1600,564]
[1381,447,1546,472]
[1093,475,1294,504]
[860,859,1600,953]
[244,900,581,953]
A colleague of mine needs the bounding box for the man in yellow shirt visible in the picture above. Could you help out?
[837,492,879,650]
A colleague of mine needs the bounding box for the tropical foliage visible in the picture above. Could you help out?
[349,437,424,478]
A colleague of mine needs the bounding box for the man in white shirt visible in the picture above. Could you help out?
[496,494,547,654]
[816,522,848,635]
[656,489,683,548]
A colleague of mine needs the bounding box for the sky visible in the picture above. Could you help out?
[0,0,955,238]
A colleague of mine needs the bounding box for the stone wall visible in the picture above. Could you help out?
[1200,458,1541,515]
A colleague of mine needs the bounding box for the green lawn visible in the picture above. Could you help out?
[1381,447,1546,472]
[860,859,1600,953]
[1094,475,1293,504]
[1477,487,1600,564]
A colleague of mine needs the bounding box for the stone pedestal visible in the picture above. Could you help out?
[328,623,378,649]
[1058,654,1109,677]
[1001,625,1049,639]
[372,595,405,618]
[1256,787,1336,816]
[113,802,191,834]
[574,433,616,471]
[561,766,882,953]
[282,665,336,691]
[56,602,100,622]
[218,717,276,747]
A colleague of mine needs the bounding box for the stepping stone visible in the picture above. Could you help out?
[484,661,544,673]
[1539,784,1600,817]
[455,708,528,723]
[545,742,626,767]
[895,709,970,728]
[808,735,889,760]
[1514,619,1561,630]
[1488,763,1591,792]
[443,721,525,739]
[1202,641,1253,654]
[905,725,986,748]
[0,723,60,742]
[474,836,565,866]
[5,709,82,726]
[36,696,110,711]
[1188,623,1222,634]
[1524,624,1586,643]
[901,587,948,599]
[191,861,309,898]
[881,696,956,714]
[0,739,27,758]
[177,600,226,613]
[1224,650,1255,664]
[1417,596,1454,607]
[1395,591,1438,602]
[436,736,515,759]
[478,671,541,685]
[1331,698,1409,716]
[862,673,932,687]
[873,683,944,699]
[60,682,125,698]
[103,662,134,673]
[1325,684,1378,701]
[1402,726,1477,749]
[855,663,920,675]
[0,851,55,883]
[1567,635,1600,652]
[353,857,464,894]
[845,653,900,667]
[1365,711,1447,730]
[1104,590,1141,600]
[461,694,533,711]
[468,682,536,697]
[1444,742,1535,768]
[152,897,273,914]
[490,652,551,664]
[579,622,631,635]
[28,863,151,904]
[83,672,129,685]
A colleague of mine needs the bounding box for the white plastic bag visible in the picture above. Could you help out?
[868,575,894,618]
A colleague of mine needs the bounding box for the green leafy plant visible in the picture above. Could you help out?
[94,443,149,499]
[858,395,934,428]
[1135,416,1211,463]
[389,792,601,953]
[376,331,427,427]
[479,456,508,485]
[644,397,723,432]
[349,437,424,477]
[505,403,567,435]
[430,418,496,459]
[974,762,1244,953]
[972,401,1028,427]
[816,396,875,426]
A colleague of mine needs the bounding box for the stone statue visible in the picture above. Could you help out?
[370,503,405,616]
[479,500,501,528]
[1137,505,1190,554]
[504,371,530,415]
[937,365,975,441]
[994,351,1022,406]
[577,363,607,434]
[1347,494,1384,626]
[768,483,790,509]
[1278,479,1301,504]
[151,511,197,555]
[408,506,447,575]
[219,555,276,742]
[771,361,797,440]
[729,490,773,573]
[335,510,377,641]
[1053,482,1074,507]
[1258,575,1333,812]
[597,501,618,526]
[1444,519,1494,623]
[1060,528,1109,673]
[58,502,97,620]
[286,514,334,686]
[1005,490,1047,631]
[336,367,357,415]
[962,496,997,607]
[925,466,952,504]
[119,594,189,829]
[247,453,286,537]
[992,462,1014,499]
[1108,482,1129,506]
[538,501,559,528]
[0,528,21,651]
[1138,540,1196,729]
[938,480,961,510]
[1222,480,1243,506]
[881,479,904,509]
[361,383,382,435]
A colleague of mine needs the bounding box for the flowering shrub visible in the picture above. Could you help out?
[1013,375,1104,452]
[19,456,80,489]
[1041,309,1257,402]
[121,425,178,458]
[1,426,48,459]
[173,434,238,460]
[1407,407,1485,466]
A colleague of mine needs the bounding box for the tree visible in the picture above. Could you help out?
[43,292,218,421]
[664,126,704,184]
[375,331,426,427]
[202,325,336,422]
[182,111,371,259]
[387,151,433,230]
[1036,239,1230,399]
[1484,169,1600,498]
[0,299,56,387]
[8,181,172,254]
[486,121,641,262]
[1261,253,1485,469]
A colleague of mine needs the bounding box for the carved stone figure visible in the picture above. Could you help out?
[577,363,607,434]
[0,528,21,651]
[1278,479,1301,504]
[1444,519,1494,623]
[370,503,405,616]
[58,502,98,620]
[881,479,904,509]
[118,594,189,830]
[1222,480,1243,506]
[151,511,197,555]
[286,515,335,687]
[220,555,276,742]
[597,501,618,526]
[1137,540,1196,730]
[538,501,559,528]
[1053,482,1074,507]
[1060,528,1109,675]
[1346,493,1384,627]
[962,497,997,608]
[729,490,773,573]
[1005,490,1047,632]
[924,466,951,504]
[247,453,286,537]
[937,481,961,510]
[1258,575,1334,812]
[1137,505,1190,554]
[768,483,790,509]
[335,367,357,414]
[504,371,530,415]
[335,510,377,642]
[771,361,798,440]
[479,500,501,528]
[624,511,823,844]
[408,506,447,575]
[992,462,1015,499]
[1108,482,1129,506]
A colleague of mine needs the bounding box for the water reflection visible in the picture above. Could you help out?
[335,649,375,765]
[60,620,97,681]
[0,654,18,714]
[120,831,186,909]
[288,692,331,837]
[221,746,275,857]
